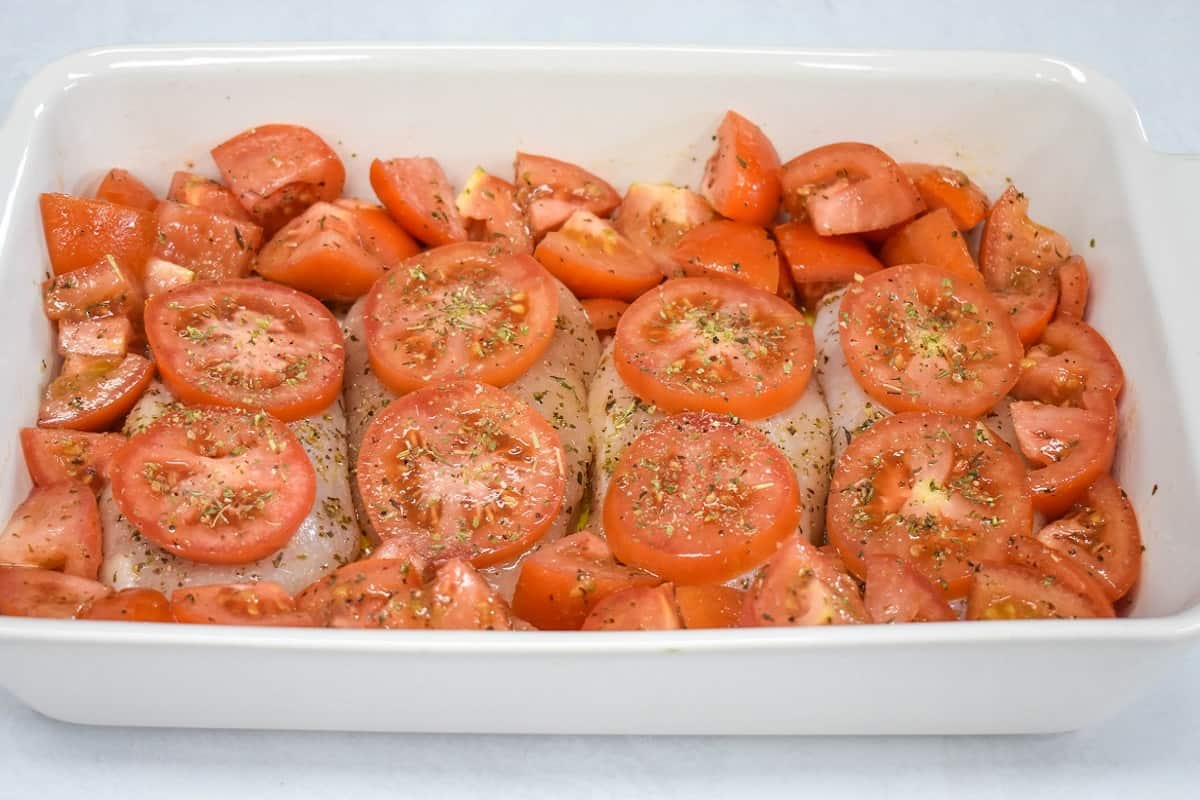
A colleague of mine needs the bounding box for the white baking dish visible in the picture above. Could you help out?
[0,44,1196,734]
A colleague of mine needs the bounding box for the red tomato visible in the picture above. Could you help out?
[356,381,566,568]
[79,588,173,622]
[20,427,125,489]
[333,199,422,267]
[741,535,868,626]
[1013,318,1124,405]
[514,152,620,239]
[172,582,318,627]
[775,250,799,307]
[1003,536,1115,617]
[166,171,253,222]
[780,143,924,235]
[827,412,1033,598]
[533,210,662,300]
[1037,475,1142,601]
[863,554,956,623]
[612,182,716,267]
[1055,256,1090,319]
[211,124,345,234]
[839,264,1023,417]
[109,406,317,565]
[255,201,385,301]
[38,353,154,432]
[671,219,780,294]
[613,277,815,419]
[774,220,883,285]
[362,242,558,393]
[511,531,660,630]
[142,257,195,297]
[369,156,468,246]
[700,110,782,226]
[297,558,428,629]
[0,566,109,618]
[879,208,983,286]
[153,200,263,281]
[427,559,513,630]
[580,298,629,333]
[900,163,990,230]
[604,411,801,585]
[581,584,682,631]
[456,168,533,254]
[56,316,133,358]
[673,584,743,629]
[0,483,102,578]
[40,193,157,278]
[42,255,143,322]
[967,560,1110,620]
[95,168,158,212]
[144,278,345,421]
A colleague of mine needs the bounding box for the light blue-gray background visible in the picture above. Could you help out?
[0,1,1196,797]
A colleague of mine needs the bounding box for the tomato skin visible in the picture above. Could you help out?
[153,200,263,281]
[864,554,956,623]
[40,193,156,277]
[533,210,662,300]
[581,584,682,631]
[612,182,716,267]
[166,171,253,223]
[967,561,1110,620]
[172,582,318,627]
[20,427,125,490]
[1055,256,1090,319]
[514,152,620,240]
[0,482,102,578]
[674,584,743,629]
[700,111,782,226]
[580,298,629,333]
[0,566,110,618]
[333,199,422,267]
[741,535,868,626]
[369,156,468,246]
[1013,318,1124,406]
[900,163,989,230]
[297,558,429,629]
[95,168,158,212]
[456,168,533,254]
[38,353,154,432]
[879,208,983,286]
[79,588,173,622]
[43,255,143,322]
[671,219,780,294]
[255,201,384,302]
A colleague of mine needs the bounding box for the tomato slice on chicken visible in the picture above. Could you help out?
[456,168,533,254]
[741,535,868,626]
[356,381,566,568]
[671,219,780,294]
[514,152,620,239]
[880,208,983,286]
[363,242,559,393]
[79,588,173,622]
[167,171,254,223]
[700,110,782,226]
[145,278,345,421]
[604,411,801,585]
[369,156,468,246]
[839,264,1023,417]
[534,209,662,300]
[153,200,263,281]
[863,554,956,623]
[0,482,102,578]
[900,163,990,231]
[38,352,154,432]
[39,193,156,277]
[1013,318,1124,405]
[613,277,815,419]
[613,183,716,268]
[20,427,124,490]
[255,201,387,301]
[109,406,317,565]
[172,582,318,627]
[581,584,682,631]
[0,566,110,618]
[95,168,158,212]
[827,412,1034,598]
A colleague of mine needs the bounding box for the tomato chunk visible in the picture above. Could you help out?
[671,219,780,293]
[154,200,263,281]
[456,168,532,254]
[1055,256,1090,319]
[700,110,782,226]
[1037,475,1142,601]
[0,566,110,618]
[426,559,514,630]
[863,554,955,623]
[773,220,883,309]
[255,201,386,301]
[781,143,924,235]
[142,257,195,297]
[514,152,620,239]
[674,584,743,629]
[20,427,125,489]
[613,183,716,268]
[333,199,422,267]
[172,582,318,627]
[900,163,989,230]
[741,535,868,626]
[0,483,102,578]
[369,156,467,246]
[580,298,629,333]
[56,315,133,358]
[95,168,158,212]
[1013,318,1124,405]
[38,353,154,432]
[534,209,662,300]
[298,559,428,629]
[80,588,173,622]
[40,193,156,277]
[43,255,143,322]
[879,208,983,286]
[582,584,682,631]
[967,561,1110,620]
[166,171,253,222]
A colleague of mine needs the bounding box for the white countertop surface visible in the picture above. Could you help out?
[1,1,1197,797]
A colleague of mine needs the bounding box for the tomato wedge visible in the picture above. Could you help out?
[741,535,868,626]
[613,183,716,268]
[511,531,660,630]
[43,255,143,322]
[38,352,154,432]
[671,219,780,294]
[171,582,318,627]
[700,110,782,226]
[143,257,195,297]
[839,264,1023,417]
[153,200,263,281]
[533,209,662,300]
[581,584,682,631]
[863,554,956,623]
[900,163,989,230]
[109,406,317,565]
[0,483,102,578]
[604,411,801,585]
[1013,318,1123,405]
[20,427,125,489]
[0,566,109,618]
[426,559,514,630]
[613,277,815,419]
[773,220,882,309]
[356,381,566,568]
[880,208,983,286]
[780,143,924,235]
[674,584,743,629]
[456,168,533,254]
[369,156,468,246]
[56,315,133,358]
[39,193,156,277]
[1004,536,1115,617]
[580,298,629,333]
[1036,475,1142,601]
[827,412,1033,598]
[145,278,345,420]
[211,124,345,234]
[255,201,386,301]
[362,242,558,393]
[79,588,173,622]
[166,171,253,222]
[95,168,158,212]
[967,561,1110,620]
[333,199,422,267]
[514,152,620,239]
[298,558,428,628]
[1055,256,1090,319]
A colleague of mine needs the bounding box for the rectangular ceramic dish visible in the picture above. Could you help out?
[0,44,1196,734]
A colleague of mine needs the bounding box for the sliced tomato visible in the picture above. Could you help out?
[0,483,101,578]
[42,255,144,322]
[880,208,983,286]
[145,278,344,420]
[1013,318,1124,405]
[967,562,1109,620]
[333,199,422,267]
[109,406,317,565]
[863,554,956,623]
[511,531,660,631]
[581,584,682,631]
[427,559,514,630]
[674,584,743,629]
[172,582,318,627]
[356,381,566,568]
[211,124,345,234]
[166,171,253,222]
[604,411,801,584]
[95,168,158,212]
[827,412,1034,598]
[39,193,156,277]
[153,200,263,281]
[839,264,1023,417]
[38,352,154,432]
[79,588,173,622]
[773,219,883,302]
[369,156,467,246]
[1055,256,1090,319]
[143,257,195,297]
[297,558,428,628]
[1004,536,1115,617]
[580,298,629,333]
[20,427,125,489]
[456,168,532,254]
[363,242,558,393]
[514,152,620,239]
[255,201,385,301]
[700,110,782,226]
[900,163,990,230]
[0,566,109,618]
[671,219,780,294]
[1010,392,1117,517]
[612,182,716,267]
[780,142,924,235]
[741,535,868,626]
[533,209,662,300]
[613,276,814,419]
[1037,475,1141,601]
[57,315,133,358]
